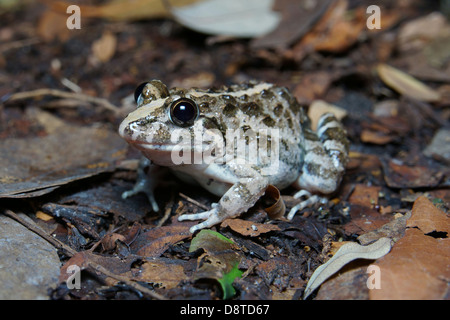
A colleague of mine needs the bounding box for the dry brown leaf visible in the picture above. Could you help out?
[35,210,54,221]
[343,205,391,236]
[407,196,449,235]
[360,129,395,145]
[370,228,449,300]
[221,218,280,237]
[357,211,411,245]
[347,151,382,173]
[37,10,71,42]
[370,196,449,299]
[377,64,441,102]
[130,259,188,289]
[293,71,334,105]
[92,31,117,63]
[292,0,365,60]
[131,225,192,257]
[315,264,370,300]
[101,233,126,251]
[59,251,136,284]
[382,159,444,189]
[349,184,381,207]
[312,10,365,52]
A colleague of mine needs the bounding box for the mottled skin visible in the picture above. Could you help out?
[119,80,349,233]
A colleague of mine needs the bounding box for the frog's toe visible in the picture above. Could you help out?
[122,184,159,212]
[178,211,211,221]
[145,191,160,212]
[287,190,328,220]
[178,206,222,233]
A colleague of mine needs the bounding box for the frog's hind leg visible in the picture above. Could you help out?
[288,113,348,220]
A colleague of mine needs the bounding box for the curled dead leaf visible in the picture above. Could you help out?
[304,237,392,299]
[377,64,441,102]
[263,184,285,219]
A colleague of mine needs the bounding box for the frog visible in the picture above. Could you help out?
[119,80,349,233]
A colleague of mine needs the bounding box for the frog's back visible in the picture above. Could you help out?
[172,81,308,185]
[179,81,307,141]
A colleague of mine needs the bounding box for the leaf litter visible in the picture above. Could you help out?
[303,237,393,299]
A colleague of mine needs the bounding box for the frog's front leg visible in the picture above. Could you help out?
[178,165,268,233]
[122,157,160,212]
[288,113,349,220]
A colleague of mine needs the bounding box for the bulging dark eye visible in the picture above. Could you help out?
[169,98,199,127]
[134,82,149,103]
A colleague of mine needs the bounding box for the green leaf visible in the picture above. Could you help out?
[217,262,244,299]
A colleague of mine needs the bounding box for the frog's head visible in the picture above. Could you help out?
[119,80,224,166]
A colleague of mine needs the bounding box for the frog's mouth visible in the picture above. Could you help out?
[119,119,220,166]
[134,141,213,167]
[136,138,220,166]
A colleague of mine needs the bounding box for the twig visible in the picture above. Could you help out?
[0,37,40,54]
[157,190,176,227]
[6,88,121,114]
[86,261,166,300]
[179,192,210,211]
[3,209,77,256]
[2,209,166,300]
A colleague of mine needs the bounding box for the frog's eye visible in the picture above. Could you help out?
[134,82,149,103]
[169,98,199,127]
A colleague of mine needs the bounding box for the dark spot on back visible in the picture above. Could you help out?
[223,103,238,117]
[260,89,274,100]
[262,115,276,127]
[273,103,284,117]
[239,102,261,117]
